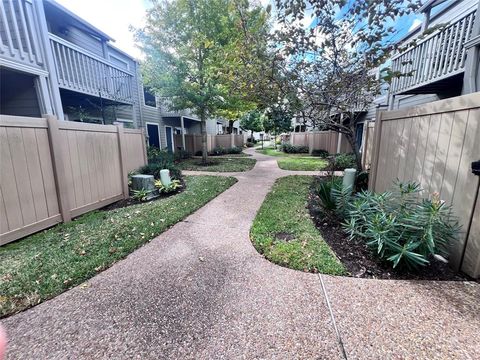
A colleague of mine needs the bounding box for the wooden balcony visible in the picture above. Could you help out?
[0,0,45,70]
[391,9,476,95]
[49,34,134,104]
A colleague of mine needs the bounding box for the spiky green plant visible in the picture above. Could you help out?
[343,182,459,269]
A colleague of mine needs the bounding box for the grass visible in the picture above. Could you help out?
[256,147,288,157]
[250,176,345,275]
[257,147,329,171]
[177,157,256,172]
[0,175,237,318]
[277,157,328,171]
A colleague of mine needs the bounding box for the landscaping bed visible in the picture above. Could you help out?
[250,176,345,275]
[307,177,467,281]
[177,157,256,172]
[0,175,237,318]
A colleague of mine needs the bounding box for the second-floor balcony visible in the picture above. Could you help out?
[390,9,476,95]
[49,34,134,104]
[1,0,135,105]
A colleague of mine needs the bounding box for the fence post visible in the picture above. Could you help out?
[230,133,235,148]
[308,132,314,154]
[46,115,71,222]
[368,110,384,190]
[116,124,129,199]
[141,129,148,165]
[361,121,370,168]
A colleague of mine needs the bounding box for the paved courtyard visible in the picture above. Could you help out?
[2,148,479,359]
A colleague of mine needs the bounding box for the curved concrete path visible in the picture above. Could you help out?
[2,149,479,359]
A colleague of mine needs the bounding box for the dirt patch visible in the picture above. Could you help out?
[308,177,468,281]
[275,232,295,242]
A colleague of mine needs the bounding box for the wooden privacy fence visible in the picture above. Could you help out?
[290,131,352,154]
[0,115,147,246]
[369,93,480,279]
[173,134,244,154]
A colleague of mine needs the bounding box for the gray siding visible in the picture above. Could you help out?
[394,94,440,109]
[0,69,41,117]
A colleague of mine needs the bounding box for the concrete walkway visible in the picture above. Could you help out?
[2,149,479,359]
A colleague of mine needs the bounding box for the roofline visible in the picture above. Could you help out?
[44,0,115,42]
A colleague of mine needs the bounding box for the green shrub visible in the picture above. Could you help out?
[311,149,329,158]
[211,146,227,156]
[174,149,192,160]
[343,182,459,269]
[227,146,243,154]
[281,143,309,154]
[314,177,342,210]
[245,142,255,147]
[138,162,182,181]
[331,153,356,170]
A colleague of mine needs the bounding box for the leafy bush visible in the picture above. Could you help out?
[275,138,281,145]
[211,146,227,156]
[281,143,309,154]
[227,146,243,154]
[246,142,255,147]
[343,182,459,269]
[138,162,182,181]
[311,149,329,158]
[154,179,183,193]
[132,188,149,202]
[331,153,356,170]
[314,177,342,210]
[174,149,192,160]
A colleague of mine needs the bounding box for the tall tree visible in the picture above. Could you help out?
[135,0,267,163]
[267,0,421,170]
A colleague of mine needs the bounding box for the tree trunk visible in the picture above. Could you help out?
[228,120,234,134]
[251,130,254,143]
[345,132,362,172]
[200,112,208,164]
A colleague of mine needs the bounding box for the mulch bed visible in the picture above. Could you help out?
[307,177,468,281]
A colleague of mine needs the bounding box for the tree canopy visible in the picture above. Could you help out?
[135,0,270,161]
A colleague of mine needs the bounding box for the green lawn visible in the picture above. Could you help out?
[257,147,328,171]
[250,176,345,274]
[277,157,328,171]
[177,157,256,172]
[256,147,288,157]
[0,175,237,318]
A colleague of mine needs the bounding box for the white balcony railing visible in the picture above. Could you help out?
[0,0,44,68]
[49,34,134,104]
[391,9,476,95]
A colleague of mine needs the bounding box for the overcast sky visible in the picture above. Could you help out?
[56,0,421,60]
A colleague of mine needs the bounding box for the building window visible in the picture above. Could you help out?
[144,87,157,107]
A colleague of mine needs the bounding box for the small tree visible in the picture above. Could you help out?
[240,110,263,143]
[263,104,293,147]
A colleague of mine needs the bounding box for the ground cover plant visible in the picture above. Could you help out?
[0,176,237,318]
[308,177,463,280]
[250,176,345,275]
[177,157,256,172]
